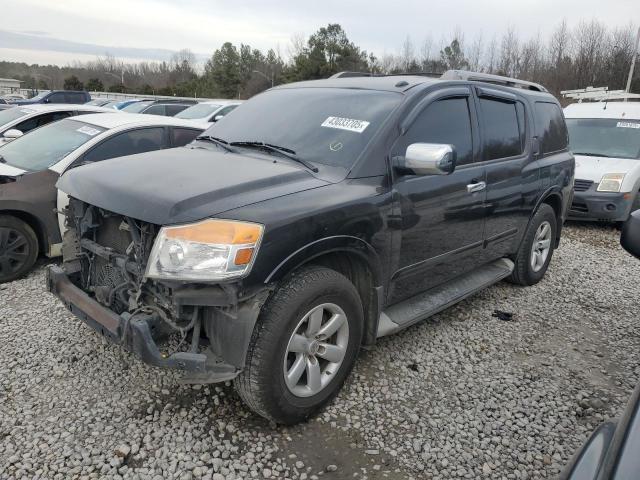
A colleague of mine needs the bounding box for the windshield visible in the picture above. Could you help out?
[0,107,33,127]
[29,92,48,101]
[567,118,640,160]
[0,119,105,171]
[122,101,152,113]
[176,103,221,120]
[204,88,402,168]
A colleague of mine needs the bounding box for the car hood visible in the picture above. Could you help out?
[574,155,640,183]
[57,146,331,225]
[0,162,27,177]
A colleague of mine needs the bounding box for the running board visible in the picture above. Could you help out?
[377,258,514,338]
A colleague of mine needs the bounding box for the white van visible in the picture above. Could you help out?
[564,102,640,221]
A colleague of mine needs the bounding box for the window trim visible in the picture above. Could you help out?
[473,88,529,165]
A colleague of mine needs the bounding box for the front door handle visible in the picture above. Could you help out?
[467,181,486,193]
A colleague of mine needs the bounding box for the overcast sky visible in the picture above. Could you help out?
[1,0,638,66]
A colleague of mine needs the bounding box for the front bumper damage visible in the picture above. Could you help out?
[47,264,248,383]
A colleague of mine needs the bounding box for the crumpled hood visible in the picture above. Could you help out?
[57,146,331,225]
[574,155,640,189]
[0,162,26,177]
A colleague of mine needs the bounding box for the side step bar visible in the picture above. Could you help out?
[377,258,514,338]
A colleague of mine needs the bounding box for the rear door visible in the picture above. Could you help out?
[476,87,540,260]
[388,87,487,304]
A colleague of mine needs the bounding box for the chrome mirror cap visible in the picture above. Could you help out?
[403,143,456,175]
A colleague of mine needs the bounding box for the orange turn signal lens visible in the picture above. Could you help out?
[234,247,255,265]
[164,219,263,244]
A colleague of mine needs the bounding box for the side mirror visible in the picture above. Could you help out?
[212,114,224,122]
[621,209,640,259]
[3,129,23,140]
[394,143,456,176]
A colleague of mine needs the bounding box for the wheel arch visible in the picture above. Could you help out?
[265,236,384,347]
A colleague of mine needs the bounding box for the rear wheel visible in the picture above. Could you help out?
[508,204,557,286]
[0,215,38,283]
[234,266,363,424]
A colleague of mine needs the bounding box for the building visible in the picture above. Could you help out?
[0,78,23,95]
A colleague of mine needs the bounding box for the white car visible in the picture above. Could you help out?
[0,113,205,282]
[565,102,640,222]
[0,104,114,146]
[175,100,242,125]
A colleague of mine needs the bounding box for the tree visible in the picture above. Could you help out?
[440,39,468,70]
[86,78,104,91]
[205,42,241,98]
[63,75,84,91]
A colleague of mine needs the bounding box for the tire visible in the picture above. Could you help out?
[507,204,557,286]
[234,266,364,424]
[0,215,39,284]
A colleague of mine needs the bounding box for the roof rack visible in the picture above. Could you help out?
[330,71,444,79]
[560,86,640,102]
[441,70,548,92]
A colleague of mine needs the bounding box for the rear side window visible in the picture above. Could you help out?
[478,97,522,160]
[398,97,474,166]
[166,104,189,116]
[171,127,201,146]
[48,93,66,103]
[144,105,166,116]
[64,93,85,104]
[535,102,568,155]
[83,127,166,163]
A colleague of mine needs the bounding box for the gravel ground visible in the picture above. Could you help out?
[1,223,639,480]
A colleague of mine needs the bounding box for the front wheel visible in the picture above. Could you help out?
[234,266,363,424]
[0,215,39,284]
[507,203,557,286]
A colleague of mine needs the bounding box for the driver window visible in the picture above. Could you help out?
[395,97,474,166]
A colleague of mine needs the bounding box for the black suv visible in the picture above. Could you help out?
[48,71,574,424]
[11,90,91,105]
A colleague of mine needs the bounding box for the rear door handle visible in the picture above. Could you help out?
[467,181,486,193]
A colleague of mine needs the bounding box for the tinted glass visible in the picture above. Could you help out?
[213,105,237,120]
[566,118,640,160]
[48,93,66,103]
[14,111,72,133]
[479,97,521,160]
[144,104,166,116]
[0,107,34,127]
[175,103,220,120]
[171,127,202,146]
[397,97,474,165]
[83,127,166,163]
[0,119,105,171]
[122,101,153,113]
[206,88,402,168]
[536,102,568,154]
[165,104,188,116]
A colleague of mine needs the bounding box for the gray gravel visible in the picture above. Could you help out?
[1,223,639,480]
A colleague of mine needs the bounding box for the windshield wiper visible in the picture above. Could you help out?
[0,155,5,164]
[572,152,609,158]
[195,135,236,153]
[230,141,318,172]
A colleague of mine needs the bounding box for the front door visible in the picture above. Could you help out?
[388,89,487,304]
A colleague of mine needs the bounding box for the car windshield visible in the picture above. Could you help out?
[86,99,105,106]
[0,119,105,171]
[176,103,221,120]
[122,101,152,113]
[0,107,33,127]
[29,92,48,101]
[204,88,402,168]
[567,118,640,160]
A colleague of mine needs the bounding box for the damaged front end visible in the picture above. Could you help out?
[47,198,270,383]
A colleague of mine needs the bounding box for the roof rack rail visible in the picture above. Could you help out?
[441,70,548,92]
[330,71,374,78]
[561,86,640,102]
[330,71,443,79]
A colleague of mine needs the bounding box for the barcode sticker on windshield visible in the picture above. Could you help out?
[77,126,101,136]
[616,121,640,129]
[321,116,370,133]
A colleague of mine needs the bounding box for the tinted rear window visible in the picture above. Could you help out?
[479,97,522,160]
[536,102,568,155]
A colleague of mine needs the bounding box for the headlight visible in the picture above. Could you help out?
[145,219,264,281]
[597,173,625,192]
